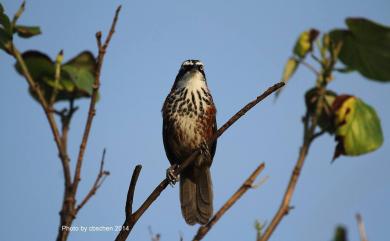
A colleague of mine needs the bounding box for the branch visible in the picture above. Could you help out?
[72,4,121,199]
[115,82,284,241]
[257,84,326,241]
[75,149,110,213]
[56,6,121,241]
[192,163,266,241]
[115,165,142,241]
[10,41,71,189]
[126,165,143,217]
[356,213,368,241]
[296,57,320,76]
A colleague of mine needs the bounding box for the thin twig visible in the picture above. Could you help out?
[115,82,284,241]
[310,129,326,141]
[76,149,110,213]
[192,163,266,241]
[356,213,368,241]
[298,59,320,76]
[72,4,121,202]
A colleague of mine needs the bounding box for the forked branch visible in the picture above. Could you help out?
[115,82,284,241]
[76,149,110,213]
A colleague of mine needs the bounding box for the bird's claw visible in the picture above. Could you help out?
[166,164,179,186]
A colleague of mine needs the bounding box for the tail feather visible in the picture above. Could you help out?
[180,168,213,225]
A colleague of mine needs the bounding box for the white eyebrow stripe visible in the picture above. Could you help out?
[182,60,193,66]
[181,60,204,67]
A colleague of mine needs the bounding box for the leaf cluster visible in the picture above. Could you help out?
[280,18,389,160]
[1,2,98,116]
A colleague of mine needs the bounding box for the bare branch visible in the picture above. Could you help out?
[115,165,142,241]
[56,6,121,241]
[126,165,143,217]
[258,75,328,241]
[356,213,368,241]
[10,42,71,189]
[72,4,121,202]
[192,163,266,241]
[75,149,110,213]
[115,82,284,241]
[215,82,285,138]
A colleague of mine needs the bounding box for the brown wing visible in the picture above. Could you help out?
[162,116,180,166]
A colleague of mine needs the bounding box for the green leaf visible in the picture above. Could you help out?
[15,50,55,83]
[329,18,390,81]
[15,25,41,38]
[62,65,94,95]
[15,50,97,104]
[293,29,319,58]
[0,11,11,33]
[0,12,12,52]
[332,226,348,241]
[333,95,384,160]
[64,51,96,73]
[14,50,57,103]
[62,51,96,97]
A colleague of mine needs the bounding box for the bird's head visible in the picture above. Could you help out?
[172,59,207,90]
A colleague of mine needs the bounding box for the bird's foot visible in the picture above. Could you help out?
[166,164,180,186]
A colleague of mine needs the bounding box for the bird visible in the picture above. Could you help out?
[162,59,217,225]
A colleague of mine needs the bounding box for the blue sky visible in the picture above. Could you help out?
[1,0,389,241]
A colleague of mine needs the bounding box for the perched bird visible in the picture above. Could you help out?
[162,60,217,225]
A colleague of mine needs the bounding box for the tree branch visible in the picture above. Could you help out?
[115,82,284,241]
[115,165,142,241]
[56,6,122,241]
[192,163,266,241]
[126,165,143,217]
[9,4,74,226]
[10,43,71,188]
[258,73,329,241]
[75,149,110,213]
[72,4,121,199]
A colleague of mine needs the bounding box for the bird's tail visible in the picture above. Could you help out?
[180,168,213,225]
